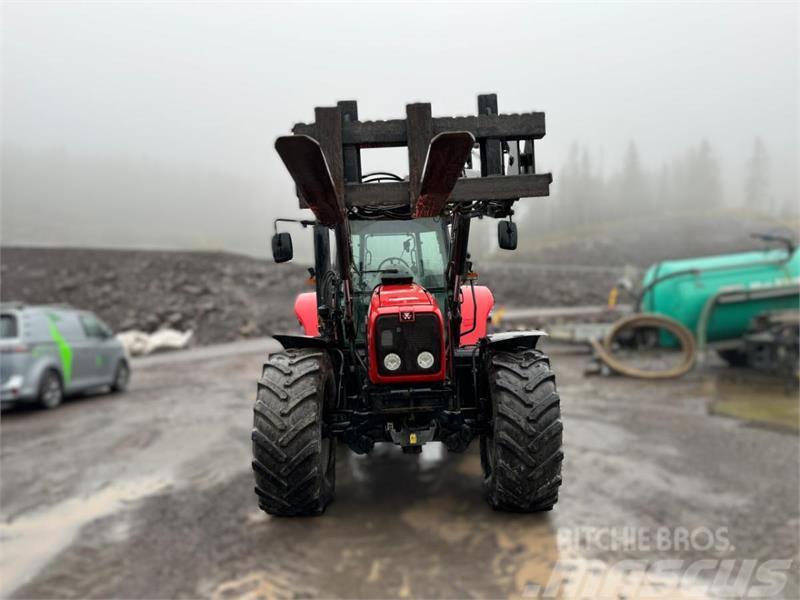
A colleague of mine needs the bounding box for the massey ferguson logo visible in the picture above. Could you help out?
[399,311,415,322]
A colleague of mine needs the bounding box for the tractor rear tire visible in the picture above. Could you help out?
[481,349,563,512]
[251,348,336,516]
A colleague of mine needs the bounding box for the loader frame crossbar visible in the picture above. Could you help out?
[291,94,552,211]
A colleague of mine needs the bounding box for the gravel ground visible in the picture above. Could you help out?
[0,340,797,599]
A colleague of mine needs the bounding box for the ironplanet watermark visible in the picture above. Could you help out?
[521,526,795,599]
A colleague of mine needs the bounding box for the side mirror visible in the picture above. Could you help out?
[498,221,518,250]
[271,232,294,263]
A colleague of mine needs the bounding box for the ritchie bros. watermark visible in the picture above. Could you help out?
[521,526,795,599]
[557,526,733,553]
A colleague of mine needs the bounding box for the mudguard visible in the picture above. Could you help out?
[272,334,331,350]
[294,292,319,336]
[480,330,548,352]
[459,285,494,345]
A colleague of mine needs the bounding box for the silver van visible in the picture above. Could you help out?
[0,303,130,409]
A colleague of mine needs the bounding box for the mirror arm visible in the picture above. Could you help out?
[274,218,316,236]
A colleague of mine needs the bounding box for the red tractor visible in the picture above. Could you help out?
[252,95,563,515]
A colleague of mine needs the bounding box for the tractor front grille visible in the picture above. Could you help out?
[375,313,441,376]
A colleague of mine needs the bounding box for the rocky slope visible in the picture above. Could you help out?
[3,214,791,347]
[1,247,310,345]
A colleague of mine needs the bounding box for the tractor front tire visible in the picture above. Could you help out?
[481,349,564,512]
[251,348,336,516]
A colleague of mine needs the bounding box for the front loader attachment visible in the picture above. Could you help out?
[290,95,552,215]
[414,131,475,218]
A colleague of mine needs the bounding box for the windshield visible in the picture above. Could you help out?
[350,217,449,293]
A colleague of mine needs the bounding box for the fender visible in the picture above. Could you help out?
[480,330,548,352]
[459,284,494,346]
[294,292,319,336]
[273,334,331,350]
[24,353,62,397]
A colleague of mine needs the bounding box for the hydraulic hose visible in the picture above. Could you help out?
[590,313,696,380]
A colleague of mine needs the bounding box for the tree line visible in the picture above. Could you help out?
[519,138,795,234]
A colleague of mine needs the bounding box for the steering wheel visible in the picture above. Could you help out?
[377,257,413,272]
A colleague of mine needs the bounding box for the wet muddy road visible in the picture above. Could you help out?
[1,340,798,599]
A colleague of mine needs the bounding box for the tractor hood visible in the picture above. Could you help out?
[371,282,437,310]
[366,281,446,385]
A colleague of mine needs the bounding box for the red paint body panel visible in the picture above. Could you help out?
[366,283,446,385]
[294,283,494,374]
[294,292,320,336]
[458,285,495,346]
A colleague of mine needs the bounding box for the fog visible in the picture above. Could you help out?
[1,2,797,258]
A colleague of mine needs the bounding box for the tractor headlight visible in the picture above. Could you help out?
[384,353,402,372]
[416,351,434,369]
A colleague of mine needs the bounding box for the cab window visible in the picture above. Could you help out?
[350,217,448,292]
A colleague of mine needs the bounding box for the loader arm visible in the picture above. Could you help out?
[446,213,472,351]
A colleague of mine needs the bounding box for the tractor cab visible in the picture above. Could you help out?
[350,217,449,340]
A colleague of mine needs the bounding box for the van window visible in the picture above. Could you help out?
[1,314,18,338]
[80,313,111,339]
[46,311,85,340]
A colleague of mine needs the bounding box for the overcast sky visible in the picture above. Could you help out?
[1,1,797,256]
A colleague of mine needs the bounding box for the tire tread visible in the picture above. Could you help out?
[483,349,564,512]
[251,348,334,516]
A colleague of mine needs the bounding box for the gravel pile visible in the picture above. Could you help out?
[2,212,789,347]
[0,247,309,345]
[478,264,615,307]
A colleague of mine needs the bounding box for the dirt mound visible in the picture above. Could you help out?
[1,247,619,348]
[478,264,614,307]
[4,213,786,348]
[0,247,309,345]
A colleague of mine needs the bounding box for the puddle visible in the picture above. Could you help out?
[418,441,444,469]
[204,445,744,600]
[708,373,799,432]
[400,495,721,599]
[209,570,309,600]
[456,451,483,477]
[0,476,169,596]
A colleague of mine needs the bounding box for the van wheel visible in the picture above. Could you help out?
[39,370,63,409]
[111,361,130,392]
